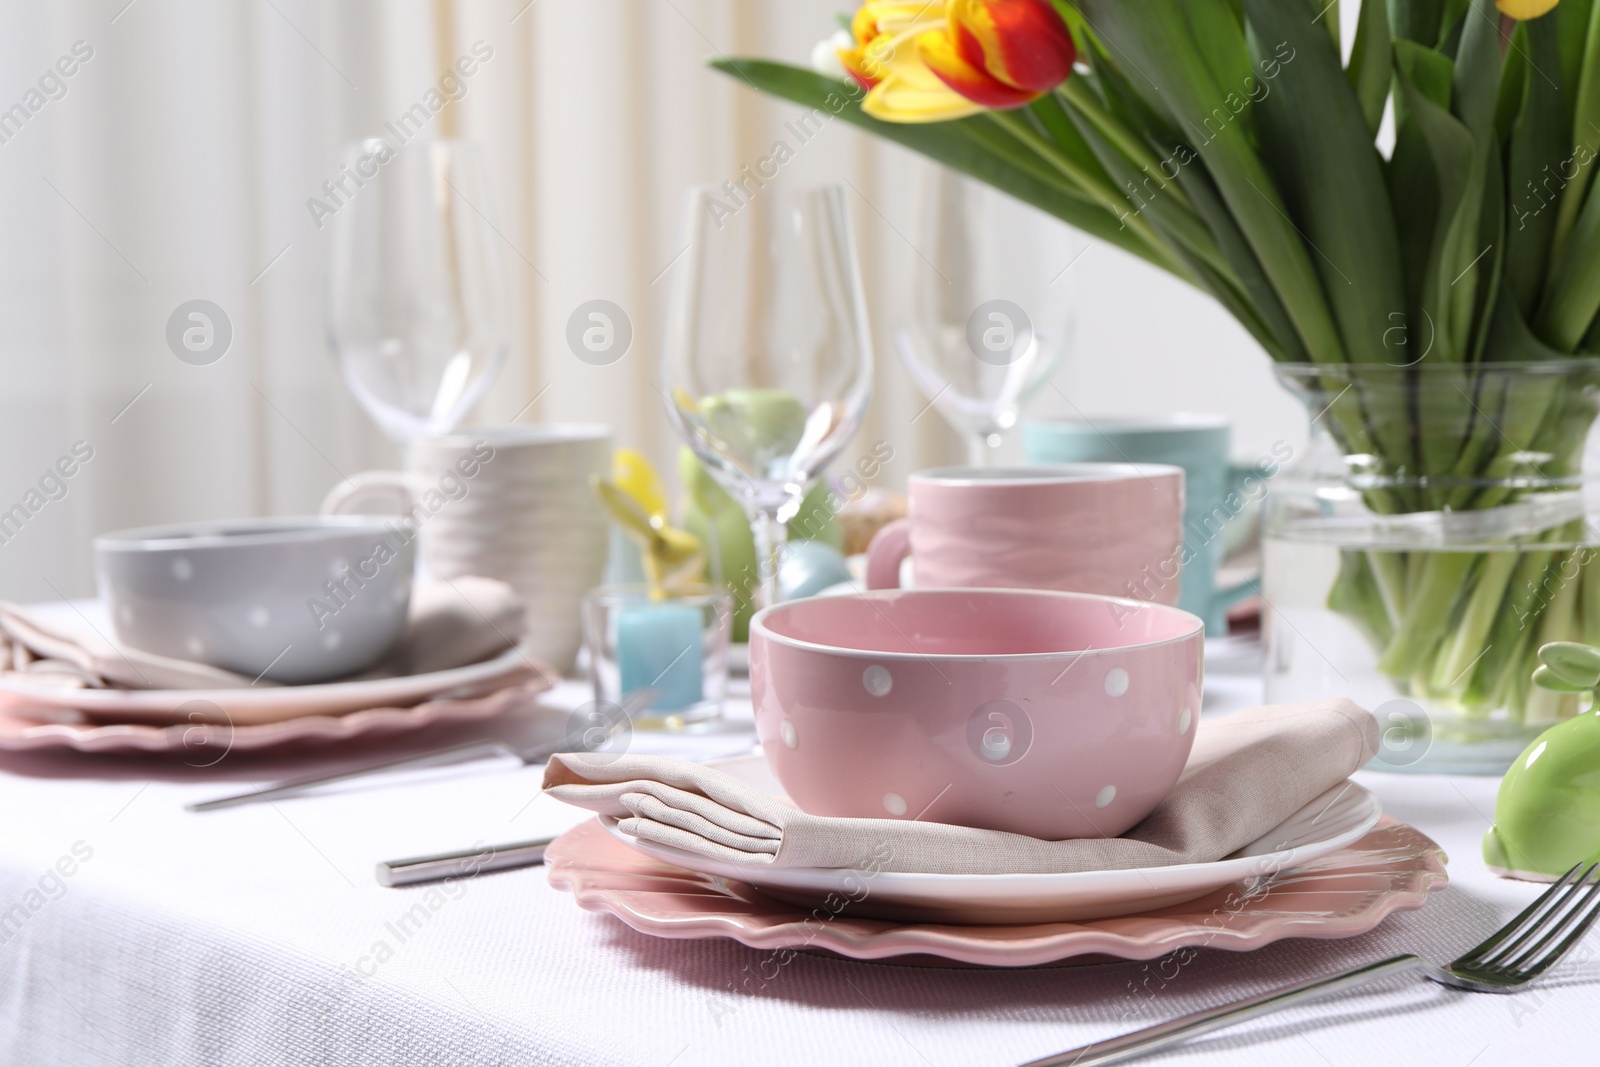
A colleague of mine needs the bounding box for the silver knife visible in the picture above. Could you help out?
[187,687,655,813]
[376,836,556,887]
[186,738,568,813]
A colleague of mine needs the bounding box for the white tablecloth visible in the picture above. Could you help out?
[1,655,1595,1067]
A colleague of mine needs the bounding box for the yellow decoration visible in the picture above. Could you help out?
[611,448,668,524]
[593,451,705,600]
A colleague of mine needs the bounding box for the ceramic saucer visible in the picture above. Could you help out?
[548,817,1446,967]
[600,754,1383,924]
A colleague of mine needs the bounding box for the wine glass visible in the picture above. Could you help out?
[661,184,873,612]
[327,138,509,443]
[896,167,1077,466]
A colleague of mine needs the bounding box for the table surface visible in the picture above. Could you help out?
[1,647,1594,1067]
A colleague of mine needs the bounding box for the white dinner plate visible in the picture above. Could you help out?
[605,754,1383,924]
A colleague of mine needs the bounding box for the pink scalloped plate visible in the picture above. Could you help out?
[0,680,549,755]
[547,818,1448,967]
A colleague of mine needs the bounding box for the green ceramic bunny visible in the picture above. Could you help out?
[1482,642,1600,881]
[678,446,841,643]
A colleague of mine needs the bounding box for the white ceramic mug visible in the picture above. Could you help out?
[322,424,612,671]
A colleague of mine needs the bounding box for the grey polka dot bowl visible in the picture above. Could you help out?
[94,517,414,685]
[749,589,1205,840]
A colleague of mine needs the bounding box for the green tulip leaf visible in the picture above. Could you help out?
[1241,0,1408,368]
[707,58,1176,274]
[1077,0,1346,364]
[1504,14,1569,318]
[1348,0,1392,135]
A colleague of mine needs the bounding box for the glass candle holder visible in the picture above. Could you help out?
[582,584,732,731]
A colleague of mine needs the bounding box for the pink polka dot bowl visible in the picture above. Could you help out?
[749,589,1205,840]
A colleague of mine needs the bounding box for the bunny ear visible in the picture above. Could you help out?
[650,528,708,599]
[1533,665,1595,693]
[1536,641,1600,689]
[613,447,669,522]
[594,478,657,542]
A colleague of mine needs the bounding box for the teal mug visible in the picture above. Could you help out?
[1024,415,1269,635]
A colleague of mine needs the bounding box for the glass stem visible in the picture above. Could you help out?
[750,507,789,612]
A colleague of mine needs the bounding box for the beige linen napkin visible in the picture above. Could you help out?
[544,699,1378,875]
[0,575,525,690]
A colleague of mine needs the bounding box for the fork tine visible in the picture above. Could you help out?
[1452,862,1588,968]
[1495,867,1600,975]
[1480,862,1599,969]
[1512,877,1600,983]
[1475,863,1598,969]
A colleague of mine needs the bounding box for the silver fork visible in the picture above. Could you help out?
[1022,861,1600,1067]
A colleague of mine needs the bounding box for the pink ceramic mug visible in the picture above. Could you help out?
[865,465,1186,603]
[750,589,1205,839]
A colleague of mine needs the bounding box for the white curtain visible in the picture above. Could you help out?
[0,0,1297,605]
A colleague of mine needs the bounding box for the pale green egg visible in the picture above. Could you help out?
[677,447,841,642]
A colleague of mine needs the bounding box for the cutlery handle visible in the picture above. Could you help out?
[376,836,555,887]
[1019,955,1423,1067]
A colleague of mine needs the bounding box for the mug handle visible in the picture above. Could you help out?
[1208,462,1265,615]
[865,518,912,590]
[320,471,414,517]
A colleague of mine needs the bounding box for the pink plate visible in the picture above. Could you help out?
[0,680,548,754]
[547,818,1447,967]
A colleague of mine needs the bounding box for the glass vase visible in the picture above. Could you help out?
[1263,360,1600,774]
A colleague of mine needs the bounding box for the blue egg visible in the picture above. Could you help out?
[779,540,853,600]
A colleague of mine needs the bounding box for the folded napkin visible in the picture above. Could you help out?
[0,576,525,691]
[544,700,1379,875]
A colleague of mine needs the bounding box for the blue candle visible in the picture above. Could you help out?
[617,602,704,711]
[604,526,647,585]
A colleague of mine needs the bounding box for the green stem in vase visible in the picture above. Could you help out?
[1368,550,1410,629]
[1528,552,1586,723]
[1376,552,1480,678]
[1442,375,1509,512]
[1452,383,1563,511]
[1414,366,1478,511]
[1464,546,1564,717]
[1431,548,1521,693]
[1580,551,1600,646]
[1504,639,1535,722]
[1328,550,1395,650]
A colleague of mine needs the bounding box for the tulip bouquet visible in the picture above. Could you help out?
[716,0,1600,732]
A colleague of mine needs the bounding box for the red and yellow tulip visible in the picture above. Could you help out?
[838,0,1077,123]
